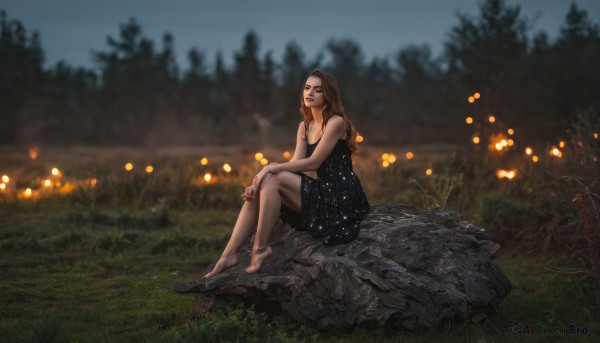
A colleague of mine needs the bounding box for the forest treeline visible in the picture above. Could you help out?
[1,0,599,147]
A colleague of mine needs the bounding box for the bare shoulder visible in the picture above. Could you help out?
[297,121,306,137]
[326,115,346,130]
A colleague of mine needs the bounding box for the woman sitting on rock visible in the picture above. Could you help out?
[205,69,370,278]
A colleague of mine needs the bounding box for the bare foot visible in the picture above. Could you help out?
[245,246,273,273]
[204,253,239,278]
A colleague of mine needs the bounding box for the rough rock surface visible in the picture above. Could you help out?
[173,204,512,330]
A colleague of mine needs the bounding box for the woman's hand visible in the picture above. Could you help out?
[242,184,258,200]
[252,163,281,188]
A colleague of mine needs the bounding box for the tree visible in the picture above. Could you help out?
[0,9,45,144]
[552,3,600,119]
[444,0,531,132]
[92,18,179,144]
[324,38,366,123]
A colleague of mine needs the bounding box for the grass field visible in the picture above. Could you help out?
[1,205,598,342]
[1,142,599,342]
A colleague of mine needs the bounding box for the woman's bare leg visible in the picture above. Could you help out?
[246,172,301,273]
[204,195,260,278]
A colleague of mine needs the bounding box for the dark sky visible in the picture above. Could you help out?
[2,0,599,70]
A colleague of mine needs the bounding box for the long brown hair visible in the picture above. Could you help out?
[299,69,359,154]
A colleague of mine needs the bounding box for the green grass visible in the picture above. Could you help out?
[1,207,599,342]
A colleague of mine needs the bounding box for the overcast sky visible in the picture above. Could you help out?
[2,0,599,70]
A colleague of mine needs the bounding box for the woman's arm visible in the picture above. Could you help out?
[289,122,307,162]
[251,122,307,187]
[271,116,345,173]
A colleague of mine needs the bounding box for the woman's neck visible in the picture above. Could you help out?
[311,107,324,124]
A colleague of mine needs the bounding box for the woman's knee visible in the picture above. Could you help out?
[260,173,280,191]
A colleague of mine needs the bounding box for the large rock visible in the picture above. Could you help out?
[173,204,512,330]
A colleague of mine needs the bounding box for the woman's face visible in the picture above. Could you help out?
[303,76,325,108]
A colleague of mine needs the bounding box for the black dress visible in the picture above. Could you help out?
[280,134,371,246]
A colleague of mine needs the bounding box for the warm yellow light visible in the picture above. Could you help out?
[200,157,208,166]
[525,147,532,155]
[223,163,232,173]
[497,169,516,180]
[500,139,508,147]
[25,188,32,197]
[559,141,565,148]
[382,161,390,168]
[466,117,473,124]
[1,175,8,183]
[468,96,475,103]
[388,155,396,163]
[52,168,60,176]
[474,92,481,99]
[507,129,514,135]
[425,168,433,176]
[29,147,39,160]
[260,158,269,166]
[488,116,495,123]
[594,133,598,139]
[405,152,414,160]
[356,134,364,143]
[145,165,154,173]
[283,151,291,159]
[552,148,560,156]
[43,179,51,187]
[125,163,133,171]
[91,178,97,187]
[0,183,5,190]
[381,153,390,161]
[495,143,503,151]
[204,173,212,182]
[507,139,514,146]
[472,136,480,144]
[532,155,539,163]
[255,152,263,161]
